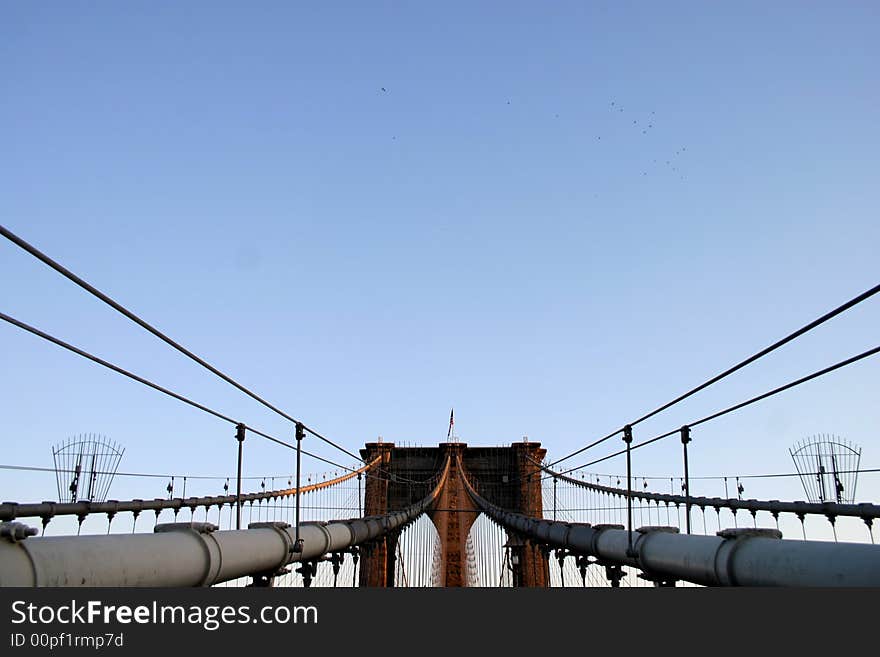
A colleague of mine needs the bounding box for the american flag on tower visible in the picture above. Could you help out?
[447,408,454,439]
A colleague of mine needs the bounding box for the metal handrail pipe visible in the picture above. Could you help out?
[0,457,382,523]
[461,461,880,586]
[0,459,449,587]
[535,460,880,522]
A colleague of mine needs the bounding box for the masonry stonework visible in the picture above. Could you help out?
[357,441,549,587]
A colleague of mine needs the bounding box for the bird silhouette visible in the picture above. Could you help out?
[381,87,386,92]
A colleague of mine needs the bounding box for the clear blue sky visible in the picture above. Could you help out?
[2,2,878,514]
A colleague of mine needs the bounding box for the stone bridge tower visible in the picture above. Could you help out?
[358,441,548,587]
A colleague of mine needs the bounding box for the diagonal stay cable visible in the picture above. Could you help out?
[0,310,356,473]
[627,282,880,429]
[554,343,880,476]
[1,224,361,463]
[546,428,624,469]
[548,281,880,468]
[2,311,431,486]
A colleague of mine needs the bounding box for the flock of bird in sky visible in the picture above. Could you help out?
[604,101,689,181]
[378,86,688,181]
